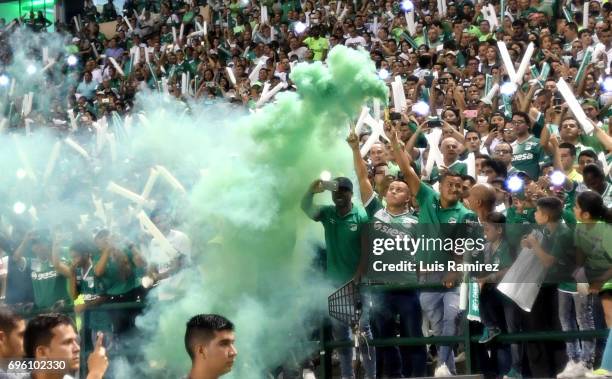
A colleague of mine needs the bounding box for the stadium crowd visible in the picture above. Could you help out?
[0,0,611,378]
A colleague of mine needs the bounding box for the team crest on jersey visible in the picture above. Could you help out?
[448,217,457,223]
[349,224,358,232]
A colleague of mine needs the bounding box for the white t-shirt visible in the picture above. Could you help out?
[344,36,367,48]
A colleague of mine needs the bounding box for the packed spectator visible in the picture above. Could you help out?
[0,0,611,378]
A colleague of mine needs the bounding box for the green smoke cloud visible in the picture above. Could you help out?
[134,45,388,377]
[0,31,387,377]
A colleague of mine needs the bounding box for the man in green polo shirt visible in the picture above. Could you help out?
[389,122,477,376]
[301,176,376,379]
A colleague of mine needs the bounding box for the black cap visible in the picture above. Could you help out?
[335,177,353,191]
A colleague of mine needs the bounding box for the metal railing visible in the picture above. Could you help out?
[10,285,611,379]
[319,282,611,378]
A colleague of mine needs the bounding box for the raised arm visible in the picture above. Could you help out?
[301,180,325,221]
[347,127,374,204]
[51,234,72,278]
[389,120,421,195]
[94,242,111,277]
[12,231,34,264]
[592,123,612,152]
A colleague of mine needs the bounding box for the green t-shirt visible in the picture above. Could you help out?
[416,182,477,224]
[303,37,329,61]
[511,135,545,179]
[484,240,513,269]
[161,32,174,44]
[541,224,577,291]
[26,257,72,310]
[505,205,536,252]
[92,248,141,296]
[574,222,612,288]
[229,2,242,16]
[75,264,112,331]
[183,11,195,24]
[317,205,368,284]
[415,182,479,282]
[364,194,418,283]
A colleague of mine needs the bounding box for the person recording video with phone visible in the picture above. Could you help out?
[300,176,377,379]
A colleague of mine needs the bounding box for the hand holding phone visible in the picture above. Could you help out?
[321,180,339,192]
[427,116,442,127]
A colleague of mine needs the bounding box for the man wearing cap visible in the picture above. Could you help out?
[301,176,376,379]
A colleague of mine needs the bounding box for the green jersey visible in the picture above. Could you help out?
[303,37,329,61]
[482,240,513,269]
[364,194,418,283]
[511,135,545,179]
[316,205,368,284]
[415,182,477,224]
[541,224,577,292]
[24,257,72,310]
[93,248,141,296]
[415,182,479,282]
[574,222,612,289]
[75,264,112,331]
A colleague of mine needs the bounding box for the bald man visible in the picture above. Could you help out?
[466,183,497,221]
[429,137,468,183]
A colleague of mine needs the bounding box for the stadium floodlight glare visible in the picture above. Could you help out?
[294,21,307,34]
[550,170,566,186]
[16,169,27,179]
[320,170,332,181]
[506,175,524,192]
[401,0,414,12]
[26,65,36,75]
[412,100,430,116]
[0,74,9,86]
[378,68,390,80]
[67,55,78,66]
[500,82,518,96]
[13,202,26,215]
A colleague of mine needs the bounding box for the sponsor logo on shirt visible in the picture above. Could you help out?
[512,153,534,162]
[32,270,59,281]
[373,220,408,239]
